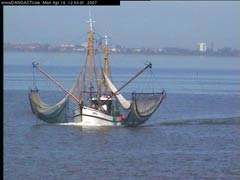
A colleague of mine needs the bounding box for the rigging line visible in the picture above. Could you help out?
[32,62,81,105]
[32,65,37,89]
[97,62,152,108]
[94,32,104,39]
[115,62,152,94]
[144,68,153,92]
[73,55,87,99]
[92,37,103,99]
[107,49,113,88]
[95,46,103,96]
[78,52,89,99]
[81,53,89,91]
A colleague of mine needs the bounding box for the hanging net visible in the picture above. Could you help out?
[28,60,87,123]
[123,91,166,127]
[103,67,166,127]
[28,89,69,123]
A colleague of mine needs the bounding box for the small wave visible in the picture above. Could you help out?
[57,122,123,129]
[151,117,240,126]
[33,117,240,128]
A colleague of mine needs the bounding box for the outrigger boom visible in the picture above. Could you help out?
[97,62,152,108]
[115,62,152,94]
[32,62,82,105]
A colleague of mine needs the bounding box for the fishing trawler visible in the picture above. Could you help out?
[28,17,166,127]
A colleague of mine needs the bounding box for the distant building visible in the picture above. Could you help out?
[111,48,117,52]
[197,43,207,52]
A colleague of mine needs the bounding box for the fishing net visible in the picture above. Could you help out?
[102,63,167,127]
[123,90,166,127]
[28,59,86,123]
[28,89,69,123]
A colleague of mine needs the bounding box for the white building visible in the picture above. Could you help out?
[197,43,207,52]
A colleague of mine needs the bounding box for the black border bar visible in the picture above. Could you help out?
[1,0,120,6]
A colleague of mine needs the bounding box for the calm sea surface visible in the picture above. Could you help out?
[4,52,240,180]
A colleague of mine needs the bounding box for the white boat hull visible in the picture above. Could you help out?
[72,106,122,126]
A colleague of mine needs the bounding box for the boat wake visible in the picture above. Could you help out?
[57,122,120,127]
[147,116,240,127]
[55,117,240,128]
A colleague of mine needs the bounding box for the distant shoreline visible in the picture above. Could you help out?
[4,43,240,57]
[4,49,240,58]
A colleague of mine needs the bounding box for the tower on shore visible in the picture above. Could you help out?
[197,43,207,52]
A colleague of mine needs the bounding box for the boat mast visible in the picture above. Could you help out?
[103,35,109,95]
[87,17,95,105]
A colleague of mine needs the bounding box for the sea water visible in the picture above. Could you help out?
[4,52,240,180]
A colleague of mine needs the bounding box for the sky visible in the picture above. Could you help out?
[3,1,240,50]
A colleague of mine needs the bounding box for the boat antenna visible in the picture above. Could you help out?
[87,9,95,31]
[88,8,91,20]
